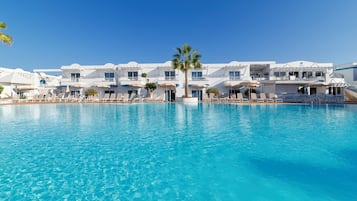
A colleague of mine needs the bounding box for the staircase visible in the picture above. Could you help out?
[344,87,357,103]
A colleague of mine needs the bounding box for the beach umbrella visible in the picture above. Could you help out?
[241,81,260,100]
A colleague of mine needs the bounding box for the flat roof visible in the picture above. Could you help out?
[33,69,62,73]
[335,62,357,70]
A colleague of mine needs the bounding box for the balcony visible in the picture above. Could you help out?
[270,76,326,82]
[119,77,146,87]
[164,76,177,80]
[224,80,242,88]
[61,78,82,86]
[157,76,179,88]
[189,77,209,88]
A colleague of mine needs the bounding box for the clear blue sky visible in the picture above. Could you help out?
[1,0,356,71]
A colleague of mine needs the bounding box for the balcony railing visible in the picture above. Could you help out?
[104,78,114,81]
[191,77,206,81]
[165,76,177,80]
[271,76,326,81]
[128,76,139,81]
[229,77,241,80]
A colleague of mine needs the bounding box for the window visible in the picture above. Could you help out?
[165,71,176,80]
[354,68,357,81]
[40,79,46,85]
[316,71,324,77]
[310,88,317,95]
[128,72,138,80]
[71,73,80,82]
[273,72,286,77]
[329,87,342,95]
[192,72,203,80]
[302,72,313,79]
[192,90,203,100]
[289,72,299,77]
[104,90,115,95]
[70,90,80,96]
[308,72,313,78]
[229,71,240,80]
[104,72,115,81]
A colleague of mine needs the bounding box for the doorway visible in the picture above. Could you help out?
[192,90,203,101]
[165,89,175,102]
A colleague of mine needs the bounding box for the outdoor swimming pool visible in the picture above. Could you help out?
[0,103,356,200]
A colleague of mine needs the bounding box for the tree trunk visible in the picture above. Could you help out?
[185,64,189,98]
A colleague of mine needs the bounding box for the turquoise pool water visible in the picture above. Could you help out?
[0,103,356,200]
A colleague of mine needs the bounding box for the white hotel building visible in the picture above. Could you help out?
[0,60,348,103]
[56,60,347,103]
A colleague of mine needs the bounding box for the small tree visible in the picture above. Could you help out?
[85,89,98,97]
[145,82,157,98]
[206,87,219,97]
[141,73,147,78]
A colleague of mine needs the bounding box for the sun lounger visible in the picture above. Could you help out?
[250,93,258,102]
[269,93,283,103]
[258,93,267,102]
[110,93,117,102]
[236,93,248,103]
[102,93,110,102]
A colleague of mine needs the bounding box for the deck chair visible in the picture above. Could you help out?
[250,93,258,102]
[258,93,266,102]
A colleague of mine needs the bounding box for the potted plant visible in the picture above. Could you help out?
[145,82,157,98]
[85,89,98,98]
[206,87,219,97]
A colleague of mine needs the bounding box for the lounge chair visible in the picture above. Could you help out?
[269,93,283,103]
[102,93,110,102]
[236,93,248,103]
[250,93,258,102]
[110,93,117,102]
[116,93,123,102]
[261,93,274,102]
[122,93,129,102]
[257,93,266,102]
[229,94,238,103]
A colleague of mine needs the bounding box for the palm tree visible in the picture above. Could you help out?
[0,21,13,45]
[172,44,202,98]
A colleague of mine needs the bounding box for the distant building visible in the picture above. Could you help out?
[0,67,60,99]
[335,62,357,102]
[335,62,357,87]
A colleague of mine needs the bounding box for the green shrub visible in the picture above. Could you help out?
[145,82,156,92]
[0,85,3,94]
[85,89,98,97]
[141,73,147,78]
[206,88,219,96]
